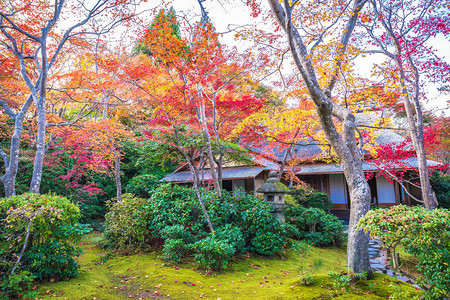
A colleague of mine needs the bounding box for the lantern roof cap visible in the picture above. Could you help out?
[256,171,290,193]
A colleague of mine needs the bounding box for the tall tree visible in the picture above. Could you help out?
[254,0,373,275]
[358,0,450,209]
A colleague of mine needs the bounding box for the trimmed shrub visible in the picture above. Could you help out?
[289,187,333,211]
[160,224,194,243]
[125,174,160,199]
[162,239,188,263]
[161,225,193,263]
[103,194,149,251]
[145,184,287,256]
[285,206,345,247]
[251,231,285,256]
[214,224,245,253]
[192,235,235,270]
[24,240,82,280]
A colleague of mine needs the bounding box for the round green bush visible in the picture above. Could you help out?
[289,187,333,211]
[192,236,235,270]
[285,206,345,247]
[214,224,245,253]
[251,231,285,256]
[162,239,188,263]
[103,194,149,250]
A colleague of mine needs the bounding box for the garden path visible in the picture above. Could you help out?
[368,239,421,288]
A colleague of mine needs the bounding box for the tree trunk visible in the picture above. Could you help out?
[30,34,49,194]
[114,147,122,201]
[174,127,215,232]
[187,158,215,233]
[396,59,436,209]
[29,100,46,193]
[197,86,221,197]
[316,105,372,277]
[373,5,437,209]
[1,96,34,197]
[344,160,372,274]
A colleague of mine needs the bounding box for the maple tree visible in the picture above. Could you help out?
[426,115,450,164]
[54,44,139,201]
[0,0,141,196]
[127,9,265,231]
[231,106,327,182]
[357,0,450,209]
[51,119,133,200]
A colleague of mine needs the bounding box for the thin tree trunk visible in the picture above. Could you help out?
[372,3,437,209]
[114,147,122,201]
[30,100,46,193]
[395,59,436,209]
[278,129,300,181]
[173,127,215,232]
[187,158,215,232]
[197,85,221,197]
[11,220,32,275]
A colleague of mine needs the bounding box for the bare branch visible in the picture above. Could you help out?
[0,100,16,121]
[0,148,9,167]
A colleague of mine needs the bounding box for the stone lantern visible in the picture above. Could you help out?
[256,170,290,222]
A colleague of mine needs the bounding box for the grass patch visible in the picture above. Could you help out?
[34,233,422,299]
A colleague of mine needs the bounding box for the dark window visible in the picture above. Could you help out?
[223,180,232,192]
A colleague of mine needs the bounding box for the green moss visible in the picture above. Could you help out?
[34,233,422,299]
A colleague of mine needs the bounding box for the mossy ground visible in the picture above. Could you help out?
[35,233,422,299]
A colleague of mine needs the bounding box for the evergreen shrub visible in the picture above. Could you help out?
[289,187,333,211]
[0,193,87,280]
[103,194,148,251]
[285,206,345,247]
[102,184,288,268]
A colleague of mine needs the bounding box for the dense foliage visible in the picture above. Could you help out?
[102,184,346,269]
[0,270,36,299]
[430,171,450,209]
[102,184,288,269]
[0,193,89,280]
[285,205,345,247]
[289,187,333,211]
[103,194,149,251]
[358,205,450,299]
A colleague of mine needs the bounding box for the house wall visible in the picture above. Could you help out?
[329,174,348,210]
[376,176,396,208]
